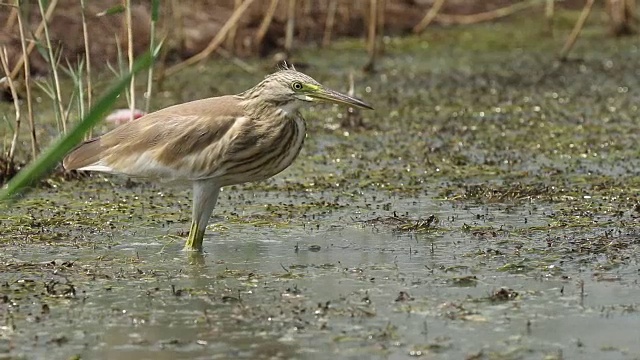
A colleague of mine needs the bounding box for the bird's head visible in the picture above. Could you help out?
[246,65,373,114]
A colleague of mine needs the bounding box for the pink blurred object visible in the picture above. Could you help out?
[106,108,147,125]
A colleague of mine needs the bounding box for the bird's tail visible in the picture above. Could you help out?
[63,137,105,171]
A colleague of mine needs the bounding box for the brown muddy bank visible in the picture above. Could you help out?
[1,0,597,76]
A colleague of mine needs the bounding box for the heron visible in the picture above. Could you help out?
[63,64,373,252]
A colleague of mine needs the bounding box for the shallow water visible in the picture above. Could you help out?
[2,181,639,360]
[2,13,640,360]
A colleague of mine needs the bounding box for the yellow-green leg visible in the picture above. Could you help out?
[184,180,220,252]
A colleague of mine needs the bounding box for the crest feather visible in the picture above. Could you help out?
[277,61,296,72]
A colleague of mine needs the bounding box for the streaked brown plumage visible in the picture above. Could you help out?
[63,65,372,252]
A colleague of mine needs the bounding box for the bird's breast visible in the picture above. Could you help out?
[216,113,307,186]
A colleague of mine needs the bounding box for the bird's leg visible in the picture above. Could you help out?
[184,180,220,252]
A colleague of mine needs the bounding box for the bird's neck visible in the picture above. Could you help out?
[239,97,303,121]
[276,100,306,118]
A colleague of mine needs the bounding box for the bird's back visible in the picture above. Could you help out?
[63,95,245,181]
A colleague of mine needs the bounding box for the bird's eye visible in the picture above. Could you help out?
[291,81,303,90]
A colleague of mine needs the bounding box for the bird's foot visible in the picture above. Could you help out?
[183,221,205,252]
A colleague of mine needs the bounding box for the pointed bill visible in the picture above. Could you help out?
[310,87,374,110]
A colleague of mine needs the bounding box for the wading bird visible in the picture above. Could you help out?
[63,65,373,252]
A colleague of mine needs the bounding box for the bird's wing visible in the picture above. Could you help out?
[63,95,244,180]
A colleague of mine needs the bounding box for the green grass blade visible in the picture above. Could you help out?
[0,51,155,203]
[151,0,160,22]
[97,4,126,17]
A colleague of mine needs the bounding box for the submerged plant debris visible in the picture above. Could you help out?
[2,14,640,360]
